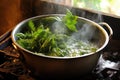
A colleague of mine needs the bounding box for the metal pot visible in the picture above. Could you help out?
[11,14,113,79]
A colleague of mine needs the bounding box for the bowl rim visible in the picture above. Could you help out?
[11,14,110,59]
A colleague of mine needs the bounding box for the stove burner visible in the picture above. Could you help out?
[94,53,120,80]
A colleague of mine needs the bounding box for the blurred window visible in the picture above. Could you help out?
[42,0,120,16]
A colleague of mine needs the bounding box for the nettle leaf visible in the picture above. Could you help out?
[63,9,78,32]
[28,20,35,31]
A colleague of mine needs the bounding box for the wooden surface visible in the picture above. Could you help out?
[0,0,33,36]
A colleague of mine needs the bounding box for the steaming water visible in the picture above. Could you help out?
[71,23,96,42]
[51,19,98,57]
[65,41,97,57]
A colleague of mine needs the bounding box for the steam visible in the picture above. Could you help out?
[52,21,67,34]
[51,19,97,43]
[71,23,96,42]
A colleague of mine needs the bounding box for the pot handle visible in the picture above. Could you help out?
[99,22,113,39]
[12,43,25,61]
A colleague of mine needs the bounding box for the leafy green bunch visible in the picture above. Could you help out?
[16,9,97,57]
[16,9,79,57]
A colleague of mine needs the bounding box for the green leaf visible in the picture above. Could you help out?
[28,20,35,31]
[63,9,78,32]
[16,33,26,39]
